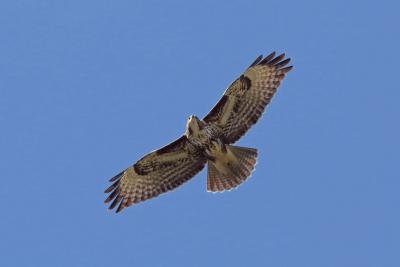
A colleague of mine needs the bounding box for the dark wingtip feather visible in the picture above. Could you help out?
[280,66,293,73]
[116,199,126,213]
[274,58,291,68]
[104,179,120,193]
[248,55,263,68]
[104,188,120,204]
[260,51,276,65]
[109,171,124,182]
[249,51,293,69]
[268,53,285,65]
[109,194,122,210]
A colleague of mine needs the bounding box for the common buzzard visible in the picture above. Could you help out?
[104,52,292,213]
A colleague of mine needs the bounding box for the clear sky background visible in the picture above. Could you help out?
[0,1,399,266]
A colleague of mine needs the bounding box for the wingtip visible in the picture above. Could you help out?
[248,51,293,69]
[274,58,291,68]
[108,195,122,210]
[248,54,264,68]
[104,188,120,204]
[109,171,124,182]
[116,202,125,213]
[281,65,293,73]
[259,51,276,65]
[268,53,286,65]
[104,180,120,193]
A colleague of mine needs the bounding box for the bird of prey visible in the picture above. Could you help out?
[104,52,292,213]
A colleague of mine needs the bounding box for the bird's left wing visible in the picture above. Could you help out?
[204,52,292,144]
[104,136,206,213]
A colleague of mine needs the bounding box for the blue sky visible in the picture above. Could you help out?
[0,0,399,266]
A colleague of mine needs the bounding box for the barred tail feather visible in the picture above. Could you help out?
[207,145,258,192]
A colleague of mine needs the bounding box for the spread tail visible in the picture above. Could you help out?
[207,145,258,192]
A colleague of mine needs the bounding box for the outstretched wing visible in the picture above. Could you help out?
[104,136,206,213]
[204,52,293,144]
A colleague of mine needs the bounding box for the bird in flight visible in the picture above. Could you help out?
[104,52,292,213]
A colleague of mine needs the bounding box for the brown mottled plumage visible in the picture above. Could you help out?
[105,52,292,213]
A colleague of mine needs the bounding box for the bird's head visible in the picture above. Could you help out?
[185,115,204,137]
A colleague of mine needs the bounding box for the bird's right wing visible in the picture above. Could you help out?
[104,136,206,213]
[204,52,292,144]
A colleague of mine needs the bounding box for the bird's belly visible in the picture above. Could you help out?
[189,134,211,148]
[188,126,217,148]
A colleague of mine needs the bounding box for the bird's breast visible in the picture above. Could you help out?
[188,125,220,149]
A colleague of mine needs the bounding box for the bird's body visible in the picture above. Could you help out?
[185,115,257,182]
[185,115,257,184]
[185,115,221,149]
[104,52,293,213]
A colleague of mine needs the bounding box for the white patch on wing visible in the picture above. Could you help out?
[219,96,237,125]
